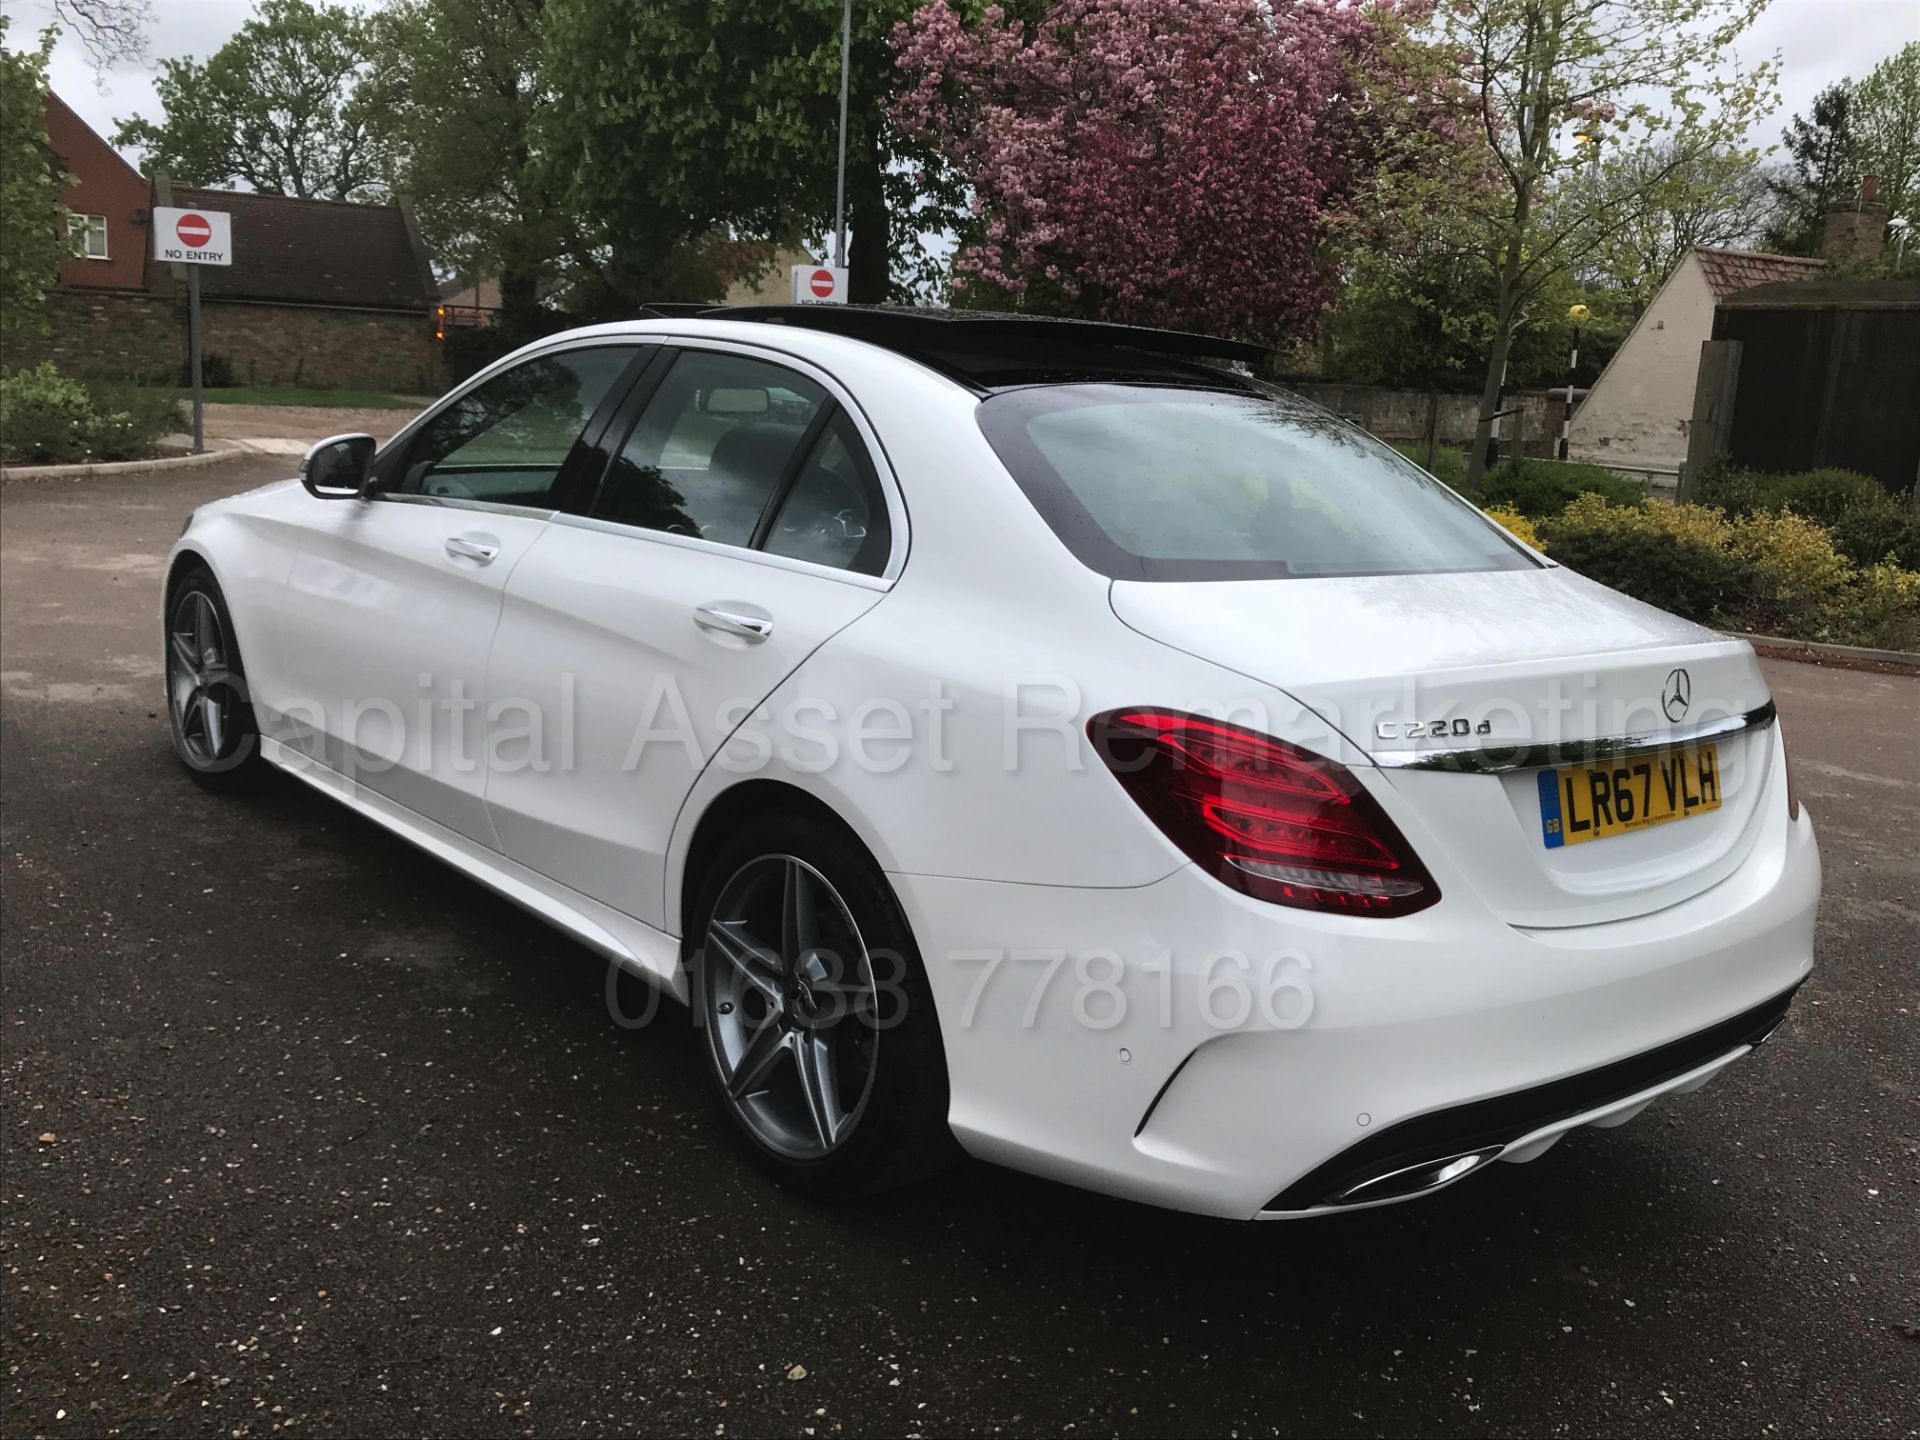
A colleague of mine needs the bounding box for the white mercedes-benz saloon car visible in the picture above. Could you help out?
[164,307,1818,1219]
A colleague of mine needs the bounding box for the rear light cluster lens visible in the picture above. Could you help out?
[1088,709,1439,917]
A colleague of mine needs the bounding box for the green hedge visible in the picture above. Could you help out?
[1480,457,1646,517]
[1536,492,1920,651]
[1691,458,1920,573]
[0,364,186,465]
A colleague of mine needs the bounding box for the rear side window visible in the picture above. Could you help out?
[763,413,891,575]
[978,385,1538,581]
[592,351,827,547]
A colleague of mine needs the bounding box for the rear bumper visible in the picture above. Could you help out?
[1260,982,1795,1214]
[890,802,1819,1221]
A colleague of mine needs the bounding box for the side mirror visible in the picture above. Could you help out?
[300,433,377,499]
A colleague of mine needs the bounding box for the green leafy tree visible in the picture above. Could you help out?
[113,0,385,201]
[0,18,68,339]
[1854,41,1920,230]
[540,0,941,305]
[1763,81,1856,254]
[1326,250,1623,391]
[1587,140,1779,310]
[366,0,559,331]
[1362,0,1780,486]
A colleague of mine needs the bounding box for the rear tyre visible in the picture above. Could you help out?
[688,810,956,1196]
[164,563,264,791]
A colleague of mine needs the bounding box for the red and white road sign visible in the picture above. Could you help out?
[152,206,233,266]
[790,263,847,305]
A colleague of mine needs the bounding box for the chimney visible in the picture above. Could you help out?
[1820,177,1889,267]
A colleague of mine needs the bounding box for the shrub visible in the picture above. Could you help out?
[1853,562,1920,652]
[1826,498,1920,571]
[80,382,187,461]
[0,363,98,464]
[1481,457,1645,518]
[1692,458,1895,527]
[1536,494,1743,623]
[1481,503,1543,550]
[1389,441,1468,491]
[1769,468,1890,527]
[1689,457,1774,515]
[0,364,185,465]
[191,350,239,389]
[1725,510,1860,641]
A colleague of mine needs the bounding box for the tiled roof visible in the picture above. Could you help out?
[171,187,433,312]
[1694,247,1824,300]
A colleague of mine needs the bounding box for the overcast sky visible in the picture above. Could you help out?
[7,0,1918,163]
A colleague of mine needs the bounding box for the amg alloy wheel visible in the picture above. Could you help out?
[700,854,879,1160]
[164,566,261,789]
[688,811,955,1194]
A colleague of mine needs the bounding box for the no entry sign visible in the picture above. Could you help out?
[790,263,847,305]
[153,206,233,266]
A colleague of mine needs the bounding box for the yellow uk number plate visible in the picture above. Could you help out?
[1538,744,1721,849]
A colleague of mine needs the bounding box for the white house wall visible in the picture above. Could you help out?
[1570,255,1715,475]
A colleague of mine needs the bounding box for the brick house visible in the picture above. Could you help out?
[5,92,441,393]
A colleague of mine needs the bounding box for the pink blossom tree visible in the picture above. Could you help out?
[892,0,1403,344]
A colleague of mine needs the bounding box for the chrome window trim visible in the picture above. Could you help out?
[371,492,558,523]
[1373,700,1776,774]
[369,326,911,582]
[548,510,892,593]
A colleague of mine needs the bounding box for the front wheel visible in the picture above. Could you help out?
[688,812,955,1195]
[164,564,264,790]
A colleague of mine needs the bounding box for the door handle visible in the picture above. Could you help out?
[693,603,774,643]
[445,535,500,564]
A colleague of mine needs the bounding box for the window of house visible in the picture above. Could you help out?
[67,214,108,260]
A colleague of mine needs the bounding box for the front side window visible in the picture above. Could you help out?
[591,351,827,547]
[979,384,1538,581]
[67,214,108,259]
[392,346,636,507]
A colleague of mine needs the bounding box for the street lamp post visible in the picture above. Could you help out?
[833,0,852,270]
[1561,303,1589,461]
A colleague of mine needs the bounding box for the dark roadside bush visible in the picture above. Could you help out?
[1692,458,1892,525]
[1481,456,1645,518]
[181,350,238,388]
[1828,502,1920,571]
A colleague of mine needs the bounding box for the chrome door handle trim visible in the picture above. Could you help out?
[444,536,500,564]
[693,604,774,642]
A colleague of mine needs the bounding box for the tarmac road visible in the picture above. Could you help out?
[3,457,1916,1438]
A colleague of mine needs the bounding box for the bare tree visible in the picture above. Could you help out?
[52,0,151,68]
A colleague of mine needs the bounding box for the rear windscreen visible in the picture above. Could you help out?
[977,384,1541,581]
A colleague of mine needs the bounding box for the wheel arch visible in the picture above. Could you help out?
[674,778,889,942]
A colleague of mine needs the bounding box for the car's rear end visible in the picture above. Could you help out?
[925,373,1820,1219]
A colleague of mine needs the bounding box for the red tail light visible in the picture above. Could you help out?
[1088,709,1439,917]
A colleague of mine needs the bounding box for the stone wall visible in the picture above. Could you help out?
[1274,380,1567,458]
[2,285,440,393]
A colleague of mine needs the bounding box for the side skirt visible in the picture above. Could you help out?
[259,737,688,1000]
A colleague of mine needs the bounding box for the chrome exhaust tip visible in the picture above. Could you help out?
[1322,1146,1505,1207]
